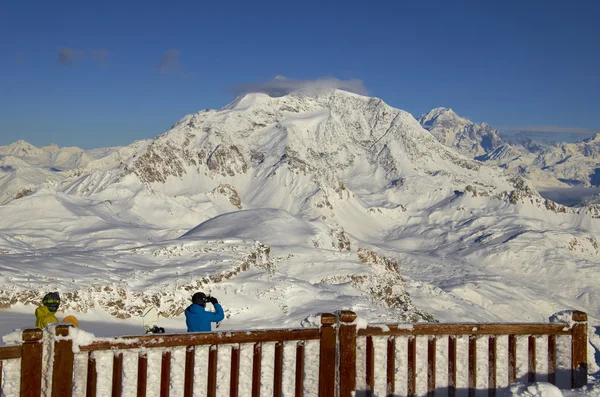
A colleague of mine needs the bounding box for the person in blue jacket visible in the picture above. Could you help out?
[185,292,224,332]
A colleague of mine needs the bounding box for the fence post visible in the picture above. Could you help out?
[20,329,43,397]
[52,325,75,397]
[571,311,587,388]
[338,311,357,397]
[319,313,337,397]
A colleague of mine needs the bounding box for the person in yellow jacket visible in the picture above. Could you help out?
[35,292,60,328]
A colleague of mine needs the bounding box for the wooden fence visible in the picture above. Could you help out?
[0,311,588,397]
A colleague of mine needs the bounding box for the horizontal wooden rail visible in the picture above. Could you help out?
[357,323,571,337]
[0,346,22,360]
[79,328,320,351]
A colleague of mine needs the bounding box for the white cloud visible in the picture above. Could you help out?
[232,76,368,97]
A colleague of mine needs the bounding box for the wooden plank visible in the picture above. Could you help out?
[79,328,320,351]
[86,352,97,397]
[468,336,476,397]
[0,346,21,360]
[52,325,75,397]
[20,329,43,397]
[365,336,374,395]
[274,342,283,397]
[508,335,517,385]
[160,351,171,397]
[386,337,395,397]
[488,337,496,397]
[318,314,337,397]
[184,347,195,397]
[207,346,218,397]
[0,361,3,396]
[295,343,304,397]
[111,352,123,397]
[407,336,416,397]
[339,311,357,397]
[448,336,456,397]
[358,323,571,337]
[137,353,148,397]
[528,335,536,383]
[548,335,557,385]
[230,346,240,397]
[571,311,588,388]
[427,337,436,397]
[251,343,261,397]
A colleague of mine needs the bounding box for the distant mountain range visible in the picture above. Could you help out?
[0,140,148,205]
[418,107,600,189]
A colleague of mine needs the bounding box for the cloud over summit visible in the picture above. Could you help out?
[233,76,368,97]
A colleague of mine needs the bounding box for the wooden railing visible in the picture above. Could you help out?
[0,311,588,397]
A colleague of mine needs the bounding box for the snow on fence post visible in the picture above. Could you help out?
[571,311,587,388]
[20,328,43,397]
[207,346,218,397]
[468,336,476,397]
[427,337,436,396]
[365,336,374,395]
[528,335,536,383]
[337,310,358,397]
[112,352,123,397]
[548,335,557,385]
[387,337,396,397]
[251,343,261,397]
[295,342,305,397]
[407,336,416,397]
[86,351,97,397]
[184,346,195,397]
[230,346,241,397]
[448,336,457,397]
[51,325,74,397]
[137,353,148,397]
[274,342,284,396]
[318,313,337,397]
[160,351,171,397]
[488,336,497,397]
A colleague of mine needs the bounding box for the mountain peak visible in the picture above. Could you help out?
[0,140,43,157]
[418,107,463,128]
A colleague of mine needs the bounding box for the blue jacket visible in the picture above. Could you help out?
[185,303,224,332]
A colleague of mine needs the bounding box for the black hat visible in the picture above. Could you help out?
[42,292,60,313]
[192,292,207,306]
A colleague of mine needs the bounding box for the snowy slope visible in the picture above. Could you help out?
[0,91,598,353]
[0,155,62,204]
[0,140,119,171]
[0,141,129,205]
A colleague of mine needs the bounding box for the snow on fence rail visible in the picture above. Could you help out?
[0,311,588,397]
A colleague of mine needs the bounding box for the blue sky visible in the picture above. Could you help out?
[1,0,598,148]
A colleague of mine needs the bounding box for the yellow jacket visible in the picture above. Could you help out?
[35,306,58,328]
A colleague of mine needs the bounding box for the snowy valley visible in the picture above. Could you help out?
[0,90,599,382]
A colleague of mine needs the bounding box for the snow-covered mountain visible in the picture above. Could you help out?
[419,108,600,190]
[0,141,135,204]
[0,91,599,342]
[0,140,116,171]
[418,107,505,158]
